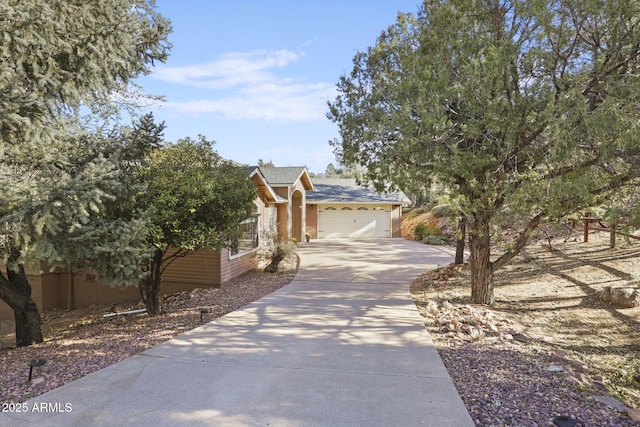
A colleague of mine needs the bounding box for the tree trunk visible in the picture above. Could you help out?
[455,216,466,265]
[0,266,43,347]
[139,248,163,315]
[263,244,286,273]
[468,214,495,305]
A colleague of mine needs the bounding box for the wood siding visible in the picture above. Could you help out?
[162,249,221,287]
[220,248,258,283]
[0,248,238,322]
[306,203,318,239]
[292,191,303,242]
[0,264,56,321]
[276,203,288,241]
[392,205,403,238]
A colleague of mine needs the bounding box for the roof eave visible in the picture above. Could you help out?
[249,167,280,203]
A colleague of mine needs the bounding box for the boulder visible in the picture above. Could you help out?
[599,286,639,308]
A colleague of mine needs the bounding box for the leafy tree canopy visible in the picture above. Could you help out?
[140,136,257,252]
[328,0,640,304]
[257,159,276,168]
[137,136,258,314]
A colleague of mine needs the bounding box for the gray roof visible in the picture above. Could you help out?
[260,167,308,186]
[306,178,410,204]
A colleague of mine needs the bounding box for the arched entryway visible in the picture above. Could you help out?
[292,190,303,242]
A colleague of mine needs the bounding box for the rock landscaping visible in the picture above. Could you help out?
[412,232,640,426]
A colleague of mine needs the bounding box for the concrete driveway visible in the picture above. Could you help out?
[4,239,474,427]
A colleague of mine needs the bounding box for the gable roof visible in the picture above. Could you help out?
[259,166,314,190]
[247,166,285,203]
[306,178,410,204]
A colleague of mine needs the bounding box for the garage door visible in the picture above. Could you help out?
[317,204,390,239]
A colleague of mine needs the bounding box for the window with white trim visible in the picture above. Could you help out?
[268,205,276,232]
[231,205,260,256]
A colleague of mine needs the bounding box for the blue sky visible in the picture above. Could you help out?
[137,1,421,175]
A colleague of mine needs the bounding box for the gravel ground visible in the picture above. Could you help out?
[441,339,636,426]
[412,263,640,427]
[0,255,298,404]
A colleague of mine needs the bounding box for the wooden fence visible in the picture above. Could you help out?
[582,217,640,248]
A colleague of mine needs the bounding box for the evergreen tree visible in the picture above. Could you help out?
[0,0,171,346]
[0,117,161,346]
[329,0,640,304]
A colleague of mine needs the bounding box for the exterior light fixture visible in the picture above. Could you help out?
[28,359,46,382]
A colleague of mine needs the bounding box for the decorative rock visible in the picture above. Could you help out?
[592,395,628,412]
[31,377,45,386]
[592,378,607,390]
[628,408,640,422]
[599,286,639,308]
[565,375,584,388]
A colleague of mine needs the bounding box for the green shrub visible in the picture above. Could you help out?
[414,223,428,241]
[407,208,425,219]
[431,204,453,218]
[422,235,449,246]
[414,222,444,241]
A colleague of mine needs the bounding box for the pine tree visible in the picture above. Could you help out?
[329,0,640,305]
[0,0,171,347]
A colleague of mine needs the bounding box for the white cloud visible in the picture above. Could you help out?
[152,49,336,122]
[154,49,300,89]
[165,82,335,121]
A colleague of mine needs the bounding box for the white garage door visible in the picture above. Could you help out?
[317,204,390,239]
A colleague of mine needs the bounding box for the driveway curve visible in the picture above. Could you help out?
[5,239,474,427]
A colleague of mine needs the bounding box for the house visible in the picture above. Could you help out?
[253,168,410,239]
[257,166,314,243]
[0,167,408,322]
[305,178,410,239]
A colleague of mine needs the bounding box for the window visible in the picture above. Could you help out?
[268,205,276,232]
[323,206,336,211]
[341,206,352,211]
[357,206,369,210]
[231,204,260,256]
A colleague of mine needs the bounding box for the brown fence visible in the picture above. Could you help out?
[582,217,640,248]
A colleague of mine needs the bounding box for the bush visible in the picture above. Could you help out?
[414,222,444,241]
[431,204,453,218]
[422,235,449,246]
[407,208,425,219]
[263,241,296,273]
